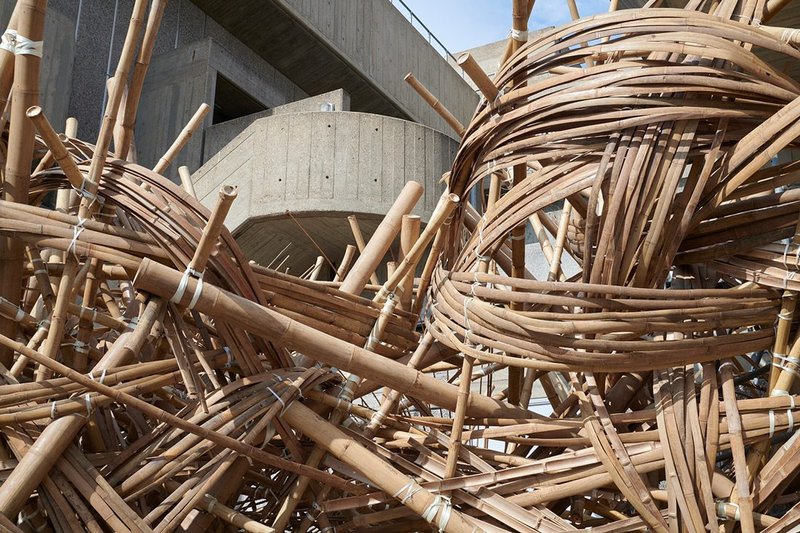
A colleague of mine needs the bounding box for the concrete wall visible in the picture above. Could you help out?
[203,88,351,161]
[0,0,306,143]
[193,110,457,231]
[277,0,479,138]
[135,36,306,179]
[192,110,458,272]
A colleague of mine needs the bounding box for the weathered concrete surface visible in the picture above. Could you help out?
[191,0,479,139]
[192,110,458,275]
[203,89,351,161]
[135,37,306,179]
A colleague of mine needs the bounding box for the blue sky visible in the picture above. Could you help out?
[399,0,610,53]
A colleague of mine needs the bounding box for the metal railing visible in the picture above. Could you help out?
[388,0,467,79]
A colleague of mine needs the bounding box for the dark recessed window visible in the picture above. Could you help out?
[212,74,267,124]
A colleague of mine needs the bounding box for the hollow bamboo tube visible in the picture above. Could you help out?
[178,166,196,198]
[347,215,381,286]
[190,185,237,274]
[457,53,498,101]
[404,73,465,137]
[273,294,399,530]
[0,298,163,518]
[116,0,166,159]
[308,256,324,281]
[281,402,476,532]
[341,181,423,294]
[26,106,84,188]
[399,215,420,312]
[152,103,210,175]
[333,244,356,282]
[133,258,531,419]
[0,0,46,368]
[374,192,458,303]
[0,333,354,492]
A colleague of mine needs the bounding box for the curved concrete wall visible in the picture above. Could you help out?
[191,110,459,274]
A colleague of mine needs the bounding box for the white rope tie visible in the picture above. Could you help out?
[84,394,93,417]
[773,353,800,378]
[171,267,204,309]
[223,346,233,368]
[90,368,107,385]
[69,217,88,259]
[422,494,453,530]
[392,481,421,504]
[510,28,528,42]
[781,27,800,45]
[73,340,89,355]
[0,29,43,57]
[267,386,287,414]
[73,177,103,207]
[50,401,57,419]
[463,296,473,343]
[14,307,25,322]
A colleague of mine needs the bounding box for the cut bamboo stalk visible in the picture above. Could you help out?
[152,103,210,175]
[404,73,465,137]
[457,53,499,101]
[178,166,197,198]
[399,215,420,312]
[341,181,423,295]
[347,215,381,286]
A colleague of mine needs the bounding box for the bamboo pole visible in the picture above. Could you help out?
[399,215,420,312]
[340,181,423,295]
[347,215,381,286]
[404,73,465,137]
[132,257,531,419]
[152,103,210,175]
[0,0,46,368]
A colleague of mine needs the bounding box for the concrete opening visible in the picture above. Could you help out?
[212,73,267,124]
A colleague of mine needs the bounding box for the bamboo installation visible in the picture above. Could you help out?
[2,0,800,531]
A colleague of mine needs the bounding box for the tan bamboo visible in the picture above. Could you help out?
[457,53,499,101]
[116,0,167,159]
[347,215,381,286]
[404,73,465,137]
[0,298,163,517]
[374,192,459,304]
[340,181,423,294]
[333,244,356,282]
[133,257,531,419]
[0,0,46,368]
[178,166,197,198]
[399,215,420,312]
[152,103,210,175]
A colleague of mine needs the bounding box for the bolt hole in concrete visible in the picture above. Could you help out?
[326,175,329,179]
[375,128,379,131]
[374,179,378,182]
[278,179,282,182]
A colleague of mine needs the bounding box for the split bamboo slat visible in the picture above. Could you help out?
[1,0,800,531]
